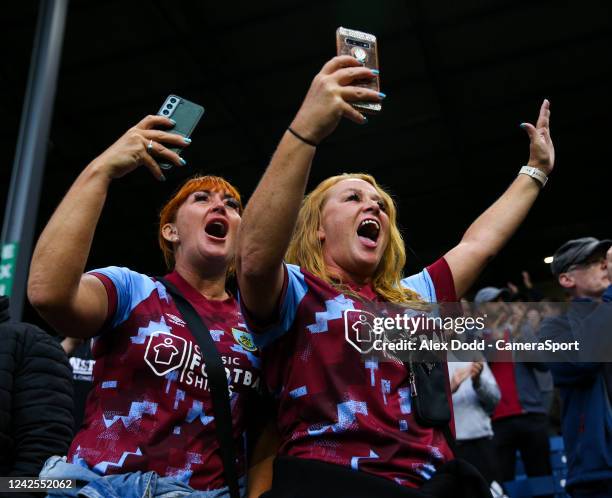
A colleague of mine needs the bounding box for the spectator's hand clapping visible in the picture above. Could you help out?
[470,361,484,387]
[451,366,472,393]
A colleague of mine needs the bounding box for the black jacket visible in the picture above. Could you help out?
[0,296,74,488]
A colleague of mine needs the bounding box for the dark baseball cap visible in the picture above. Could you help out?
[550,237,612,275]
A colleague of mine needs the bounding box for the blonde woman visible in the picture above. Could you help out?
[237,55,554,498]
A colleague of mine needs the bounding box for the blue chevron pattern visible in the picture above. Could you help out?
[154,281,170,302]
[209,329,224,341]
[103,401,158,428]
[306,295,355,333]
[185,400,214,425]
[307,400,367,435]
[130,319,170,344]
[92,447,143,473]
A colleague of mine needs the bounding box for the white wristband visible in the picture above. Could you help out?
[519,165,548,187]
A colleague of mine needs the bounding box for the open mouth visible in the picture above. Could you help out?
[204,219,229,239]
[357,219,380,247]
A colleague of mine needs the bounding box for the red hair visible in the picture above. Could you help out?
[158,175,243,269]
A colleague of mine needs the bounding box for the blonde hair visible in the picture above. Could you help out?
[286,173,425,306]
[158,175,242,270]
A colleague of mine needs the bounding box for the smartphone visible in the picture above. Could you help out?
[156,95,205,170]
[336,27,381,114]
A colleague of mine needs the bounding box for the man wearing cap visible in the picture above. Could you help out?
[474,287,553,489]
[539,237,612,498]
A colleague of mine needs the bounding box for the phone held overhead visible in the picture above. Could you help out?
[156,95,205,170]
[336,27,381,114]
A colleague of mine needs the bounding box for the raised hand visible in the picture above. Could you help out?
[521,270,533,289]
[90,115,190,181]
[520,99,555,175]
[290,55,384,145]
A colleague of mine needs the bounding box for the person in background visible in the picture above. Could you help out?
[522,305,555,416]
[60,337,95,430]
[507,270,544,302]
[448,357,502,489]
[539,237,612,498]
[475,287,552,492]
[0,295,73,496]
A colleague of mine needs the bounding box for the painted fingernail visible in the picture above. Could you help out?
[371,69,380,75]
[183,137,192,144]
[169,118,176,126]
[378,92,387,99]
[179,158,187,166]
[160,174,167,182]
[519,123,526,128]
[362,115,368,124]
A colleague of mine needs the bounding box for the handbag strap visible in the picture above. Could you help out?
[157,277,240,498]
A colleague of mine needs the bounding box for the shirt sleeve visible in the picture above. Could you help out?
[239,263,308,349]
[400,257,457,303]
[88,266,158,329]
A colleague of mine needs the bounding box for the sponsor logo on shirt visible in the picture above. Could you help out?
[344,309,380,354]
[144,331,188,376]
[144,330,259,392]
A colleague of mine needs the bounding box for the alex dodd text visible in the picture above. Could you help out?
[372,337,580,352]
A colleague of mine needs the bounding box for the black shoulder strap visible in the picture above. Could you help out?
[157,277,240,498]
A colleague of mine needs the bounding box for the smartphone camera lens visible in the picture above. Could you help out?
[162,110,169,115]
[166,104,173,109]
[169,97,177,104]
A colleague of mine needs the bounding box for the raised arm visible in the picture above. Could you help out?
[237,56,382,321]
[445,100,555,298]
[27,115,187,337]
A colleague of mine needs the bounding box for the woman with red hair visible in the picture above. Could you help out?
[28,115,259,497]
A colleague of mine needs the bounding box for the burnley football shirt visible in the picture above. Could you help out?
[244,258,456,488]
[67,267,261,491]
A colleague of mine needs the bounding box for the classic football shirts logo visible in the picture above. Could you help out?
[344,309,380,354]
[144,331,188,376]
[143,330,260,392]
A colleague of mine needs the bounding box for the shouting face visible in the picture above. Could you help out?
[317,179,390,283]
[165,189,242,273]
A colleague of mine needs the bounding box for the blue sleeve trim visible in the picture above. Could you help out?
[249,264,308,349]
[88,266,157,329]
[400,269,437,303]
[603,285,612,303]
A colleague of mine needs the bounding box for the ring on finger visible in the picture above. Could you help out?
[147,139,154,153]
